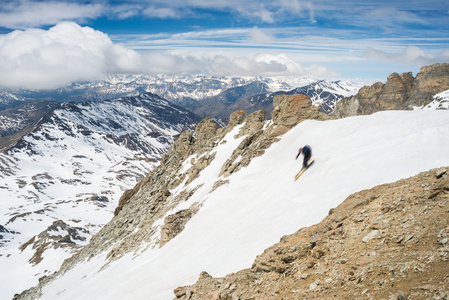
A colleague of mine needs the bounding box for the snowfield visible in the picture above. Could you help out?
[35,109,449,300]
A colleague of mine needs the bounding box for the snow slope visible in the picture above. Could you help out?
[35,109,449,300]
[417,89,449,110]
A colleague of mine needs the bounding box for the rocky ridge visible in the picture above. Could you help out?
[15,94,333,299]
[333,63,449,117]
[174,166,449,300]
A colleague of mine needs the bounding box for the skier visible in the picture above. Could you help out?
[296,145,312,168]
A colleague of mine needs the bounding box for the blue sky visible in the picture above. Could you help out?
[0,0,448,89]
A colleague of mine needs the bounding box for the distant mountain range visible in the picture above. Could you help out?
[196,79,360,120]
[0,75,366,119]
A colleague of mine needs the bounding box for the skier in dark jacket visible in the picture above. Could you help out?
[296,145,312,168]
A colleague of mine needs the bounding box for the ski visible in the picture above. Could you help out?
[294,160,315,181]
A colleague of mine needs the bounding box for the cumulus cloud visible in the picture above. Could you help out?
[0,22,334,89]
[0,22,135,89]
[364,46,449,67]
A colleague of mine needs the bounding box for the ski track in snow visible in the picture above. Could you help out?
[35,109,449,300]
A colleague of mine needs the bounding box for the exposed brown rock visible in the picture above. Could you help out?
[271,94,334,136]
[160,206,200,247]
[193,117,218,152]
[19,220,87,266]
[334,63,449,117]
[227,110,247,127]
[174,167,449,300]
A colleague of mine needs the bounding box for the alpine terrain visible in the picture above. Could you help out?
[13,63,449,300]
[0,93,201,299]
[0,75,364,119]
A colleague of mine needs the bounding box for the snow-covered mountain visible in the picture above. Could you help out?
[189,79,365,120]
[291,79,364,113]
[0,75,287,107]
[15,95,449,300]
[0,93,201,299]
[0,75,364,114]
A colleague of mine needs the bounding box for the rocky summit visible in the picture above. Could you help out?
[333,63,449,117]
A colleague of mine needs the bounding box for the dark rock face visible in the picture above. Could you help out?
[334,63,449,118]
[0,224,17,245]
[188,81,270,119]
[189,80,355,120]
[0,100,59,152]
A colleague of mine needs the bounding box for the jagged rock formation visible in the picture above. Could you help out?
[15,94,331,300]
[334,63,449,117]
[174,167,449,300]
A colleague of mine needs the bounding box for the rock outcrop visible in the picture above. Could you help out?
[19,220,88,266]
[174,167,449,300]
[334,63,449,117]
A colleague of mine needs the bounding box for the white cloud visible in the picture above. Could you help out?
[365,8,420,25]
[236,4,275,23]
[0,1,103,29]
[143,6,181,19]
[364,46,449,67]
[207,53,337,77]
[0,22,116,89]
[248,27,274,43]
[0,22,336,89]
[279,0,316,23]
